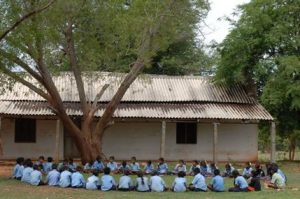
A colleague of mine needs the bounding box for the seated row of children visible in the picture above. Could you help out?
[12,156,286,192]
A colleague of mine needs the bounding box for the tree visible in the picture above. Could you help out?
[0,0,209,162]
[215,0,300,160]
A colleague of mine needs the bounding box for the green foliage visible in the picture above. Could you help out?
[215,0,300,153]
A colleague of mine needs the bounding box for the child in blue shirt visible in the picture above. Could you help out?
[189,167,207,192]
[172,171,187,192]
[223,163,235,177]
[199,160,210,177]
[46,164,60,186]
[144,160,154,174]
[30,165,44,186]
[68,158,77,172]
[12,157,24,180]
[59,166,72,188]
[106,156,118,174]
[173,160,187,175]
[93,156,105,172]
[157,158,168,175]
[149,171,167,192]
[228,170,248,192]
[71,166,85,188]
[118,161,131,174]
[86,170,100,190]
[43,157,53,174]
[242,162,253,179]
[118,170,133,191]
[35,156,45,171]
[101,167,116,191]
[135,172,150,192]
[58,159,69,172]
[21,159,34,183]
[130,156,140,174]
[208,169,225,192]
[84,160,94,173]
[188,160,200,176]
[208,162,218,176]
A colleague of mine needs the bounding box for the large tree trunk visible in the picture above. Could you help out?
[288,136,296,161]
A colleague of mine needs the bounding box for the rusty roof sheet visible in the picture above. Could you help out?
[0,101,273,120]
[0,72,255,103]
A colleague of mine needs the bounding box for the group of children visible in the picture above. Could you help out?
[11,155,287,192]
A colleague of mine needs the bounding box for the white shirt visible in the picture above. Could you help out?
[149,176,165,192]
[172,177,187,192]
[21,167,33,183]
[59,170,72,188]
[47,169,60,186]
[86,175,99,190]
[118,175,132,189]
[135,177,150,192]
[30,170,42,186]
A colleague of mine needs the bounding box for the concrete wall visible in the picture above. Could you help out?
[0,118,257,161]
[0,118,64,159]
[103,122,258,162]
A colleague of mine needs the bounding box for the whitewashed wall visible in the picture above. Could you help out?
[0,118,64,159]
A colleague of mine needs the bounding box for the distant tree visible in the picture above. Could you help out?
[0,0,209,162]
[215,0,300,160]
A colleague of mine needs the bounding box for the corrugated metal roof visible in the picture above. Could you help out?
[0,72,254,103]
[0,101,273,120]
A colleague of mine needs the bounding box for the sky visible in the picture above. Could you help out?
[202,0,250,45]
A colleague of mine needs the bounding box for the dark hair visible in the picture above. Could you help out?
[178,171,185,178]
[152,170,159,176]
[104,167,111,175]
[63,166,69,171]
[96,155,101,161]
[76,166,83,172]
[137,171,144,185]
[251,170,258,177]
[92,170,99,176]
[193,160,199,164]
[200,160,206,167]
[214,169,220,176]
[123,170,130,176]
[109,156,115,161]
[16,157,23,164]
[194,167,200,174]
[131,156,137,161]
[52,164,58,170]
[179,160,185,164]
[69,158,73,163]
[47,157,53,162]
[122,160,127,167]
[25,159,33,167]
[147,160,152,165]
[232,170,240,178]
[246,162,251,166]
[33,164,39,170]
[38,156,45,160]
[159,157,164,162]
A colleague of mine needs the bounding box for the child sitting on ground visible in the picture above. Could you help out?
[118,161,131,174]
[46,164,60,186]
[59,166,72,188]
[12,157,24,180]
[101,167,116,191]
[135,171,150,192]
[188,160,200,176]
[172,171,187,192]
[21,159,33,183]
[189,167,207,192]
[118,170,133,191]
[228,170,248,192]
[254,163,265,178]
[130,157,141,174]
[84,160,94,173]
[267,167,285,189]
[248,170,261,191]
[208,162,218,176]
[157,158,168,175]
[199,160,210,177]
[242,162,253,179]
[30,165,44,186]
[71,166,86,188]
[43,157,53,174]
[58,158,69,172]
[68,158,77,172]
[208,169,225,192]
[149,171,167,192]
[35,156,45,172]
[106,156,118,174]
[223,163,235,177]
[93,156,105,172]
[86,170,100,190]
[173,160,187,175]
[144,160,155,175]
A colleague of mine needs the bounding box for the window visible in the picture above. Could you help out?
[15,119,36,143]
[176,122,197,144]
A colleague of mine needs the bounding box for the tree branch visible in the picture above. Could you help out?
[0,0,56,42]
[92,84,109,110]
[65,18,88,113]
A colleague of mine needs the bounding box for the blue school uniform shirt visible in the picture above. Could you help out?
[144,164,154,174]
[68,163,77,172]
[174,164,187,173]
[59,170,72,188]
[130,162,140,172]
[118,164,131,172]
[277,169,287,183]
[86,175,99,190]
[107,162,118,172]
[235,176,248,189]
[192,173,207,191]
[30,170,42,186]
[93,161,105,170]
[43,162,53,173]
[12,164,24,178]
[118,175,132,189]
[149,175,166,192]
[101,175,116,191]
[242,167,253,176]
[172,177,187,192]
[47,169,60,186]
[21,167,33,183]
[136,177,150,192]
[158,163,168,174]
[71,171,86,187]
[211,175,225,191]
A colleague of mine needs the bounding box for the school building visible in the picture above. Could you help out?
[0,72,276,162]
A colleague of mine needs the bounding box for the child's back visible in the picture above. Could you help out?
[21,167,33,183]
[172,177,186,192]
[30,169,42,186]
[211,175,225,192]
[249,176,261,191]
[47,169,60,186]
[149,175,166,192]
[101,174,116,191]
[59,170,72,188]
[118,175,132,190]
[71,171,85,188]
[136,176,150,192]
[86,175,99,190]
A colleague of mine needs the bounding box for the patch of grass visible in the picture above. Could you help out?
[0,161,299,199]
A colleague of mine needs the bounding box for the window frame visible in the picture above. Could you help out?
[14,118,36,143]
[176,122,197,144]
